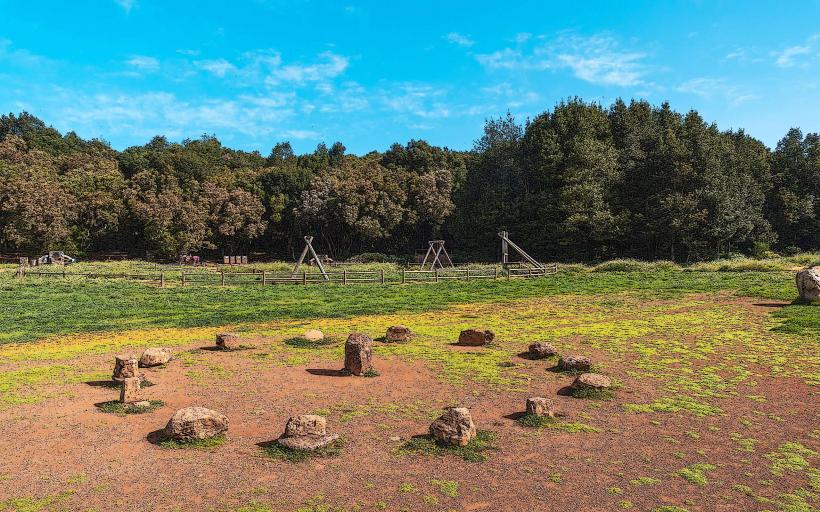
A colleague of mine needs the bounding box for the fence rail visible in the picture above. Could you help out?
[18,264,557,288]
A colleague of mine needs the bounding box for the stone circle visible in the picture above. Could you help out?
[139,347,172,367]
[277,414,339,451]
[112,354,141,382]
[458,329,495,346]
[385,325,412,343]
[796,267,820,302]
[557,355,591,372]
[525,397,555,417]
[215,333,240,350]
[571,372,612,390]
[528,341,557,359]
[344,333,373,376]
[303,329,324,342]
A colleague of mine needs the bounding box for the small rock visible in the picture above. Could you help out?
[130,400,151,409]
[429,407,476,447]
[112,355,141,382]
[164,407,228,442]
[458,329,495,346]
[284,415,327,438]
[557,355,591,372]
[528,342,557,359]
[303,329,324,342]
[344,333,373,376]
[120,376,141,403]
[216,333,239,350]
[796,267,820,302]
[571,373,612,390]
[525,397,555,417]
[139,347,172,367]
[389,436,401,442]
[385,325,413,343]
[277,414,339,451]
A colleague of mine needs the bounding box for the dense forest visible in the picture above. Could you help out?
[0,98,818,263]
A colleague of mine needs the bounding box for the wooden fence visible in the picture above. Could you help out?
[18,263,557,288]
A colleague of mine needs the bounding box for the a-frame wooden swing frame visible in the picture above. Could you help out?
[419,240,454,270]
[498,230,544,270]
[292,235,329,280]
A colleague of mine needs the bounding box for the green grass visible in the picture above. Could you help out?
[397,430,498,462]
[96,399,164,415]
[258,438,344,462]
[516,413,599,433]
[676,463,716,485]
[158,434,226,450]
[570,387,615,400]
[283,336,338,348]
[0,266,799,345]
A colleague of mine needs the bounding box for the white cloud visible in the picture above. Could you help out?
[514,32,532,44]
[475,33,649,87]
[444,32,475,47]
[194,58,237,77]
[380,83,450,119]
[267,51,348,84]
[126,55,159,72]
[774,45,812,68]
[677,77,758,105]
[0,39,52,68]
[279,129,320,140]
[115,0,135,13]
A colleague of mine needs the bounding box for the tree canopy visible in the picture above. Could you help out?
[0,100,817,262]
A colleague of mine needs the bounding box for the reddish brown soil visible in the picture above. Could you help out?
[0,300,817,512]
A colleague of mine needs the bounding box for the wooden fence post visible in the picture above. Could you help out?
[221,270,225,286]
[466,267,470,282]
[343,269,347,285]
[302,271,307,285]
[160,272,164,288]
[181,272,185,287]
[380,269,385,284]
[435,269,439,283]
[507,268,511,281]
[401,268,406,284]
[261,270,266,285]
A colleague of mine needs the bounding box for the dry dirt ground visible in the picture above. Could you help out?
[0,294,817,512]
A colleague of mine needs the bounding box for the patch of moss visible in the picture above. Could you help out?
[676,463,716,485]
[430,479,458,498]
[96,400,164,415]
[259,438,344,463]
[159,434,226,450]
[516,413,599,433]
[570,387,615,400]
[397,431,498,463]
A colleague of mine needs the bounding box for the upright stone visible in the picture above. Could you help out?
[796,267,820,302]
[216,333,240,350]
[525,397,554,417]
[120,377,141,403]
[385,325,413,343]
[429,407,476,447]
[112,355,140,382]
[344,333,373,375]
[458,329,495,346]
[303,329,324,342]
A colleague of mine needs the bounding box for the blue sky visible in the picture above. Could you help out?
[1,1,819,154]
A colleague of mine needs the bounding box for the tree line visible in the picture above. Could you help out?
[0,99,818,263]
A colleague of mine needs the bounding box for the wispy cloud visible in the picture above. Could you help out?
[772,36,818,68]
[0,39,53,68]
[126,55,159,72]
[677,77,758,105]
[444,32,475,47]
[194,58,237,77]
[267,51,348,84]
[114,0,135,13]
[475,33,649,87]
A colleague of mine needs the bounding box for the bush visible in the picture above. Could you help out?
[592,259,680,272]
[751,241,771,259]
[347,253,394,263]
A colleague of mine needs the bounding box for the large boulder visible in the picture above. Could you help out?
[139,347,172,367]
[429,407,476,447]
[385,325,413,343]
[528,342,557,359]
[571,373,612,391]
[216,333,240,350]
[796,267,820,302]
[458,329,495,346]
[277,414,339,451]
[344,333,373,376]
[525,397,554,418]
[164,407,228,442]
[557,355,591,372]
[112,355,141,382]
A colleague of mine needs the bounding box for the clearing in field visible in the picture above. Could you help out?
[0,262,818,512]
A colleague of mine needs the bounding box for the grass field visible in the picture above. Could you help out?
[0,259,817,511]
